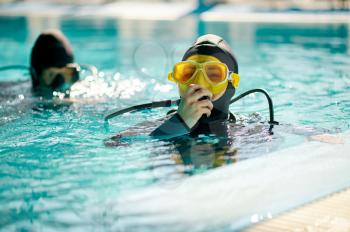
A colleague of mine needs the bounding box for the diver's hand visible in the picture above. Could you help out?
[177,84,213,129]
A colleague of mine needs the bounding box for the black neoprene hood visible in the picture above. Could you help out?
[182,34,239,73]
[30,30,74,87]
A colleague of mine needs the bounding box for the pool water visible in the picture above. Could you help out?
[0,16,349,231]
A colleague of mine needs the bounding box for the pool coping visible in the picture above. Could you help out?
[0,2,349,23]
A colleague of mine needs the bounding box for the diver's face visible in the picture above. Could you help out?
[178,55,227,101]
[39,64,79,91]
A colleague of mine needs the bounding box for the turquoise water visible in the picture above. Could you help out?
[0,16,349,231]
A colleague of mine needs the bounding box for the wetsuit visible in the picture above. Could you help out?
[150,84,236,139]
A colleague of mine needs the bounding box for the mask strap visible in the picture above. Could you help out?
[167,72,174,82]
[230,72,240,89]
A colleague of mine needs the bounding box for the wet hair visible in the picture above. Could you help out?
[182,34,238,73]
[30,30,74,87]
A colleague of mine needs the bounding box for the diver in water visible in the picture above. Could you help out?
[30,29,80,98]
[0,29,98,101]
[105,34,341,171]
[105,34,343,173]
[106,34,244,169]
[150,34,240,139]
[147,34,277,170]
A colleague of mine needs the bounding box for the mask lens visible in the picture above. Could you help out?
[204,63,227,84]
[50,73,66,90]
[48,66,79,91]
[174,62,197,83]
[64,66,80,83]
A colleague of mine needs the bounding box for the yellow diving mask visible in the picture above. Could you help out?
[168,55,240,95]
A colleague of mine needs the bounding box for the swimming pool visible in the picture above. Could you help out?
[0,15,349,231]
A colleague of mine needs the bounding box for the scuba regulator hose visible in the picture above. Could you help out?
[230,89,279,134]
[104,89,279,133]
[104,99,181,121]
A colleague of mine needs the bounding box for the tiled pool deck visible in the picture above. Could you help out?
[245,187,350,231]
